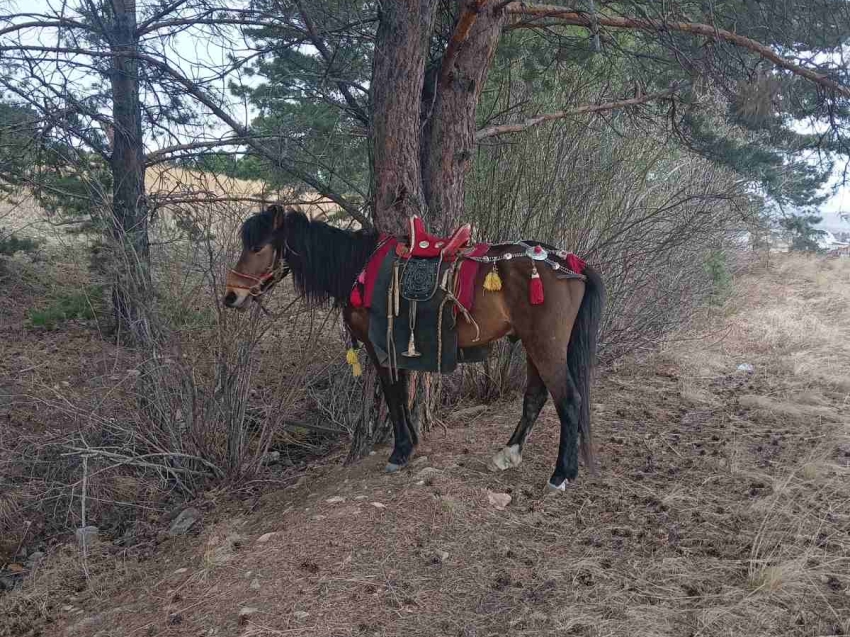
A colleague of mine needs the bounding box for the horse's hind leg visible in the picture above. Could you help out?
[521,340,581,491]
[489,357,548,471]
[546,370,581,490]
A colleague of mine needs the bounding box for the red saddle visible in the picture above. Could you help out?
[397,216,471,259]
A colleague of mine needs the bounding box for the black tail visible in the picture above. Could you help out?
[567,264,605,475]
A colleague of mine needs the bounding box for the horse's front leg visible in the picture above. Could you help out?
[374,366,416,472]
[345,308,416,473]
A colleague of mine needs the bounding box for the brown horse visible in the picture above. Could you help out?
[224,205,605,490]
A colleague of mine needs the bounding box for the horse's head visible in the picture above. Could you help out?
[224,204,293,310]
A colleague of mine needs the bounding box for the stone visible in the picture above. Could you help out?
[453,405,488,419]
[263,451,281,465]
[414,467,441,481]
[168,508,201,536]
[737,363,755,373]
[487,492,512,510]
[75,526,99,547]
[26,551,45,570]
[370,502,387,509]
[256,532,276,544]
[250,578,261,590]
[293,611,310,620]
[325,496,345,504]
[238,607,258,623]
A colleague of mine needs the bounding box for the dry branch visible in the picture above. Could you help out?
[474,86,679,141]
[505,3,850,99]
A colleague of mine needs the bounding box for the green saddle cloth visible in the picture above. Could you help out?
[368,253,488,373]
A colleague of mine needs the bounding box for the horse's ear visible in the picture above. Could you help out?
[270,204,286,231]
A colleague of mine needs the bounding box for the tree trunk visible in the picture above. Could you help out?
[421,2,504,233]
[370,1,504,235]
[109,0,154,345]
[369,0,440,236]
[365,2,505,436]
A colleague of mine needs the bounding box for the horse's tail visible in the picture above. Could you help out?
[567,264,605,475]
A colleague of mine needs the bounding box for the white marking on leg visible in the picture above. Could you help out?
[545,478,569,492]
[488,444,522,472]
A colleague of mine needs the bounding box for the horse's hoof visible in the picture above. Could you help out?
[385,463,402,473]
[488,445,522,472]
[545,479,569,493]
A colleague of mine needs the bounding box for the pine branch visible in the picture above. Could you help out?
[505,3,850,99]
[294,0,369,126]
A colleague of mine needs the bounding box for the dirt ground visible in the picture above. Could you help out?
[1,253,849,637]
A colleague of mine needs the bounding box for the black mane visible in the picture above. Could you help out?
[245,208,379,306]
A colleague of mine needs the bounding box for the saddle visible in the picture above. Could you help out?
[371,217,479,372]
[396,216,472,260]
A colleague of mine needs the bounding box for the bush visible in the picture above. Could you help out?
[0,232,40,257]
[28,286,104,329]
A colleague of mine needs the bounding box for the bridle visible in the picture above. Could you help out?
[228,245,290,298]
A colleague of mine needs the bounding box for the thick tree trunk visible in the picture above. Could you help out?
[109,0,154,345]
[421,2,504,233]
[369,0,440,235]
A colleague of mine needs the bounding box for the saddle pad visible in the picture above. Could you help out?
[362,237,398,308]
[368,252,459,374]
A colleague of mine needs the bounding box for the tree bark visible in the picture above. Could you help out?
[421,1,504,233]
[109,0,154,345]
[369,0,440,235]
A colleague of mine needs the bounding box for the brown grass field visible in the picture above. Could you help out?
[1,190,849,636]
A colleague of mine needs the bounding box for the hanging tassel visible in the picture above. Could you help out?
[529,264,544,305]
[346,347,362,377]
[350,284,363,308]
[483,264,502,292]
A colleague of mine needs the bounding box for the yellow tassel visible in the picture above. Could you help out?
[346,348,358,365]
[484,265,502,292]
[351,361,362,377]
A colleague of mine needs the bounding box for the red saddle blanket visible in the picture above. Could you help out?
[351,238,489,312]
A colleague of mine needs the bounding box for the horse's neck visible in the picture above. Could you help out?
[292,223,374,301]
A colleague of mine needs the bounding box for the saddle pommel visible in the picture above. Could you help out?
[400,216,472,259]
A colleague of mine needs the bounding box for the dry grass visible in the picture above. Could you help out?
[0,253,846,637]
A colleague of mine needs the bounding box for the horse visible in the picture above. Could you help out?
[223,205,605,491]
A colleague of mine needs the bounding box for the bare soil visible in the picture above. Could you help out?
[2,254,849,637]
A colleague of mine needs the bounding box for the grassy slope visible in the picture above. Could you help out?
[1,254,849,637]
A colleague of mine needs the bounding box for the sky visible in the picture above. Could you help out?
[819,192,849,231]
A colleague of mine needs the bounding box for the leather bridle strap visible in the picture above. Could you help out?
[228,248,289,297]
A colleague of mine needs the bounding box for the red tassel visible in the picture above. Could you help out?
[350,284,363,307]
[566,253,586,274]
[529,264,544,305]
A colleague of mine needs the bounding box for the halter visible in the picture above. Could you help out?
[228,246,290,298]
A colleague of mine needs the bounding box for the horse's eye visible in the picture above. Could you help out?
[251,246,262,254]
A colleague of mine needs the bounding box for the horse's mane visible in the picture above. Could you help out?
[244,209,379,306]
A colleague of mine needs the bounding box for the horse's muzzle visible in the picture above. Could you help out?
[223,289,249,310]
